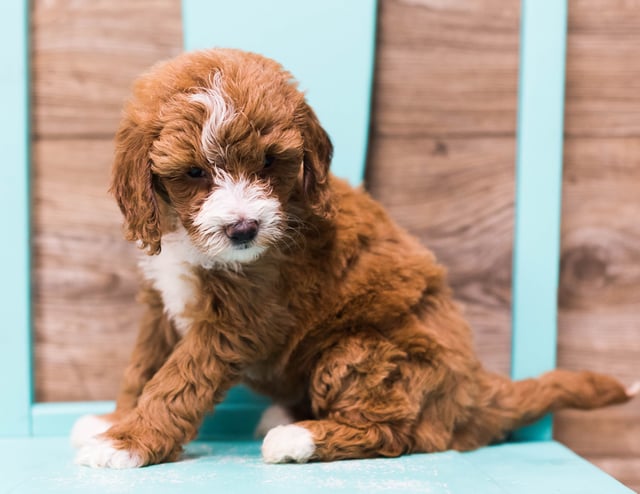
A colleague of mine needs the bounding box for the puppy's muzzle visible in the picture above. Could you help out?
[225,219,259,245]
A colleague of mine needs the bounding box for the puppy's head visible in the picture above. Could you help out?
[111,49,333,262]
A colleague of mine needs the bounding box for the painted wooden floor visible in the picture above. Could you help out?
[0,438,633,494]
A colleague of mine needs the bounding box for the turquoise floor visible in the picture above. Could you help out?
[0,438,633,493]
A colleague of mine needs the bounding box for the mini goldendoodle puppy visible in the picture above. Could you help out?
[72,48,636,468]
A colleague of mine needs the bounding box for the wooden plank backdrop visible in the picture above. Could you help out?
[31,0,639,489]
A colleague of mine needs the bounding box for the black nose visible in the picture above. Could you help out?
[224,219,259,244]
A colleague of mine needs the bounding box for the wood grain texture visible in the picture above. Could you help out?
[367,136,515,374]
[371,0,520,138]
[32,0,182,139]
[555,137,640,471]
[555,1,640,485]
[565,0,640,137]
[558,139,640,380]
[366,0,520,375]
[30,0,638,488]
[30,0,182,401]
[33,139,143,402]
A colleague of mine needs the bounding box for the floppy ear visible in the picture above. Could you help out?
[110,114,162,255]
[298,102,334,216]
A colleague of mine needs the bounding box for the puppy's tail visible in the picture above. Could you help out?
[452,369,637,449]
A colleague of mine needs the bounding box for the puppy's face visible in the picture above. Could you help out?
[111,49,333,263]
[149,71,304,264]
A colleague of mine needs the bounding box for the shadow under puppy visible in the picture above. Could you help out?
[72,48,637,468]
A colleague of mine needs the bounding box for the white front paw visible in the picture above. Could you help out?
[261,424,315,463]
[75,437,144,469]
[70,414,113,448]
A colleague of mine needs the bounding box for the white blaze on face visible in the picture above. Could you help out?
[193,170,283,264]
[189,71,236,163]
[189,72,283,264]
[190,72,282,264]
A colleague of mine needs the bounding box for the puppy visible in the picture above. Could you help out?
[72,48,637,468]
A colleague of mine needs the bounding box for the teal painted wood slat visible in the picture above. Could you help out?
[31,387,269,439]
[468,442,635,494]
[0,439,634,494]
[511,0,568,441]
[182,0,377,185]
[0,0,32,438]
[31,402,115,438]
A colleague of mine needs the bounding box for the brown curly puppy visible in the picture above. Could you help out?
[71,48,637,468]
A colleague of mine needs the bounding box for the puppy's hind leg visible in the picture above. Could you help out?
[261,334,453,462]
[262,418,419,463]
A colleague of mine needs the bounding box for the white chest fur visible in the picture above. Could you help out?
[138,227,209,336]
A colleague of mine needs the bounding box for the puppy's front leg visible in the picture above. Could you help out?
[71,288,179,448]
[75,325,241,468]
[113,288,181,416]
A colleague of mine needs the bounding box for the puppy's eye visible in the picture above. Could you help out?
[263,155,276,169]
[186,167,206,178]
